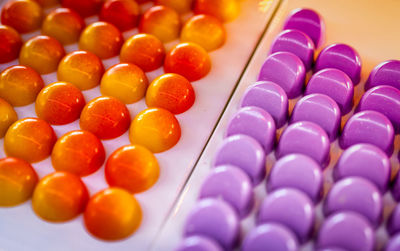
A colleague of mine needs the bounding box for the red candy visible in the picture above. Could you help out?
[100,0,140,32]
[61,0,103,17]
[0,25,22,63]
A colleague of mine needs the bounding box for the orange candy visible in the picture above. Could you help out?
[105,145,159,193]
[164,42,211,81]
[99,0,140,32]
[146,73,195,114]
[0,157,38,207]
[4,118,57,163]
[120,33,165,72]
[33,0,59,8]
[57,50,104,90]
[0,65,44,106]
[194,0,240,22]
[42,8,85,45]
[35,81,86,125]
[1,0,43,33]
[139,5,181,43]
[61,0,103,17]
[32,172,89,222]
[79,21,123,59]
[0,25,22,63]
[52,130,105,176]
[80,96,131,140]
[0,98,18,138]
[84,188,142,240]
[154,0,193,14]
[129,108,181,153]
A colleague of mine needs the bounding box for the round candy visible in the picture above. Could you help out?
[79,21,123,59]
[1,0,43,33]
[0,157,38,207]
[41,8,85,45]
[181,14,226,51]
[164,42,211,81]
[120,33,165,72]
[0,65,44,106]
[177,235,223,251]
[80,96,131,140]
[32,0,58,7]
[57,50,104,90]
[139,5,181,43]
[365,60,400,90]
[105,145,160,193]
[129,108,181,153]
[84,188,142,240]
[99,0,140,32]
[61,0,103,17]
[35,81,86,125]
[199,165,253,218]
[19,35,65,74]
[258,51,305,98]
[4,118,57,163]
[386,234,400,251]
[194,0,239,22]
[183,198,240,250]
[52,130,105,176]
[32,172,89,222]
[0,25,22,63]
[388,204,400,235]
[100,63,149,104]
[145,73,195,114]
[0,98,17,138]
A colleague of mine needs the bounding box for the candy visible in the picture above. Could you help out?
[194,0,239,22]
[365,60,400,90]
[129,108,181,153]
[32,0,58,7]
[1,0,43,33]
[19,35,65,74]
[51,130,105,176]
[57,50,104,90]
[164,42,211,81]
[105,145,159,193]
[79,21,123,59]
[0,98,17,138]
[84,188,142,240]
[386,234,400,251]
[100,63,148,104]
[35,81,85,125]
[145,73,195,114]
[177,236,223,251]
[0,157,38,207]
[155,0,193,14]
[387,204,400,235]
[0,25,22,63]
[61,0,103,17]
[99,0,140,31]
[32,172,88,222]
[80,96,131,140]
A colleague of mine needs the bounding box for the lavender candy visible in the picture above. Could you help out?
[387,204,400,235]
[176,236,223,251]
[386,233,400,251]
[365,60,400,90]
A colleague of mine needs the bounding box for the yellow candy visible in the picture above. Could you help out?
[194,0,240,22]
[0,98,18,138]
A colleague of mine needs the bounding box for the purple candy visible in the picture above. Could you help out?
[334,143,391,193]
[267,154,323,203]
[365,60,400,90]
[290,93,341,141]
[391,170,400,201]
[240,81,288,128]
[242,223,299,251]
[199,165,254,218]
[270,29,315,71]
[339,110,394,156]
[358,85,400,133]
[317,248,347,251]
[283,8,325,48]
[388,204,400,236]
[226,106,276,153]
[258,51,306,99]
[386,233,400,251]
[176,236,223,251]
[317,212,374,251]
[183,199,239,250]
[324,177,382,228]
[315,44,361,85]
[257,188,315,243]
[276,121,330,167]
[213,134,266,185]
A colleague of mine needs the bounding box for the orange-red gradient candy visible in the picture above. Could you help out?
[194,0,239,22]
[105,145,159,193]
[35,81,86,125]
[52,130,105,176]
[80,96,131,140]
[164,42,211,81]
[1,0,43,33]
[154,0,193,14]
[0,98,17,138]
[32,172,89,222]
[100,0,140,32]
[120,33,165,72]
[61,0,103,17]
[84,188,142,240]
[0,25,22,63]
[146,73,195,114]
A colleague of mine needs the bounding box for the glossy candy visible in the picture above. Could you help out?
[129,108,181,153]
[100,0,139,32]
[105,145,160,193]
[80,96,131,140]
[387,204,400,235]
[1,0,43,33]
[365,60,400,90]
[0,25,22,63]
[258,52,305,98]
[100,63,149,104]
[0,98,17,138]
[194,0,239,22]
[52,130,105,176]
[35,81,86,125]
[386,234,400,251]
[4,118,57,163]
[0,157,38,207]
[61,0,103,17]
[19,35,65,74]
[32,172,89,222]
[177,236,223,251]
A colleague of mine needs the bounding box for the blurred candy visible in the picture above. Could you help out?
[194,0,239,22]
[99,0,140,32]
[32,0,58,7]
[1,0,43,33]
[387,204,400,235]
[155,0,192,14]
[0,25,22,63]
[61,0,103,17]
[386,234,400,251]
[177,236,223,251]
[0,98,17,138]
[365,60,400,90]
[391,170,400,201]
